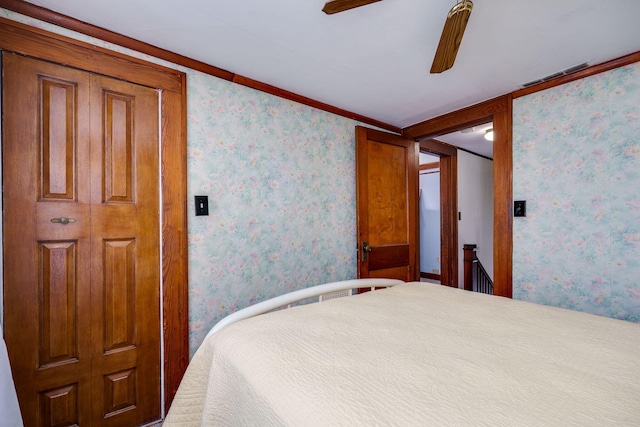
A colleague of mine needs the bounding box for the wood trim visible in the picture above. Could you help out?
[418,139,458,288]
[412,96,511,296]
[403,95,510,140]
[410,140,421,282]
[492,98,513,298]
[419,138,458,156]
[419,161,440,171]
[160,83,190,409]
[0,0,400,133]
[0,17,182,93]
[513,50,640,99]
[0,18,189,410]
[440,152,458,288]
[420,272,441,281]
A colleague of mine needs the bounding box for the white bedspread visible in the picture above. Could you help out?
[0,324,23,427]
[165,282,640,426]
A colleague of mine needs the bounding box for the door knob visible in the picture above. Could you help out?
[361,241,372,262]
[50,217,76,225]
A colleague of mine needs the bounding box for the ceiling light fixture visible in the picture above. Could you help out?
[484,128,494,141]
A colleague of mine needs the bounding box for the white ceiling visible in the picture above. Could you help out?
[21,0,640,156]
[439,122,494,159]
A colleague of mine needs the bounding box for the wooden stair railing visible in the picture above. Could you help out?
[463,244,494,295]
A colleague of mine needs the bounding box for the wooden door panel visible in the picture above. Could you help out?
[368,266,411,279]
[40,77,77,201]
[366,141,409,245]
[367,244,410,270]
[103,91,134,203]
[103,368,137,416]
[103,239,136,353]
[3,53,93,427]
[38,241,79,368]
[90,74,161,426]
[356,126,418,282]
[40,384,79,427]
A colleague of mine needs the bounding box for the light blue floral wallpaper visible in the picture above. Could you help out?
[186,72,360,353]
[513,62,640,322]
[1,9,362,355]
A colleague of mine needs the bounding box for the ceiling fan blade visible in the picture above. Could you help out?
[322,0,383,15]
[430,0,473,74]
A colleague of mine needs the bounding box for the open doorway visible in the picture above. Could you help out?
[403,95,512,297]
[435,123,494,288]
[418,139,458,288]
[419,153,441,284]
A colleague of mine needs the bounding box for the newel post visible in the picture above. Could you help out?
[463,244,477,291]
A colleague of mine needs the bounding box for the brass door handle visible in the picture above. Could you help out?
[50,217,76,225]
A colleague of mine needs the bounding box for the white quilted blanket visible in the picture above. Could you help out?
[164,282,640,426]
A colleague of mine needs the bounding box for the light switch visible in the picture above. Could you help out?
[195,195,209,216]
[514,200,526,217]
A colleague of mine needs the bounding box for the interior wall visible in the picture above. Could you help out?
[419,153,440,275]
[186,73,360,352]
[0,9,362,355]
[513,61,640,321]
[457,151,494,288]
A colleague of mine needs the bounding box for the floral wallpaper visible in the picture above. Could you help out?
[1,9,362,355]
[186,72,360,353]
[513,62,640,322]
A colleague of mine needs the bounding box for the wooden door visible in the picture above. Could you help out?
[356,126,419,281]
[3,53,161,426]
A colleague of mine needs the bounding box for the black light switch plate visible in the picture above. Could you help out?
[194,195,209,216]
[514,200,526,217]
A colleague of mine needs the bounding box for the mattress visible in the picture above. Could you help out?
[164,282,640,426]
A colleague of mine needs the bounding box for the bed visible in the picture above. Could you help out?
[164,279,640,426]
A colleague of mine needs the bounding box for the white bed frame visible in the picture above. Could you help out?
[205,278,404,339]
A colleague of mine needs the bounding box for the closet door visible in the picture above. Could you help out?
[3,53,161,427]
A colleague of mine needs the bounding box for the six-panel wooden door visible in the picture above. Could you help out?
[3,53,161,426]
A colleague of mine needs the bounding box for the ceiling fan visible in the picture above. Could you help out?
[322,0,474,74]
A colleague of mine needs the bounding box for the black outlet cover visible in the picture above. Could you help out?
[514,200,526,217]
[195,195,209,216]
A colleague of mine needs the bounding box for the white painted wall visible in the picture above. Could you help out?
[457,151,494,288]
[419,153,440,276]
[419,170,440,275]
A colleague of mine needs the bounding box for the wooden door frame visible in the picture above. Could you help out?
[404,95,513,298]
[418,139,458,288]
[0,18,189,409]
